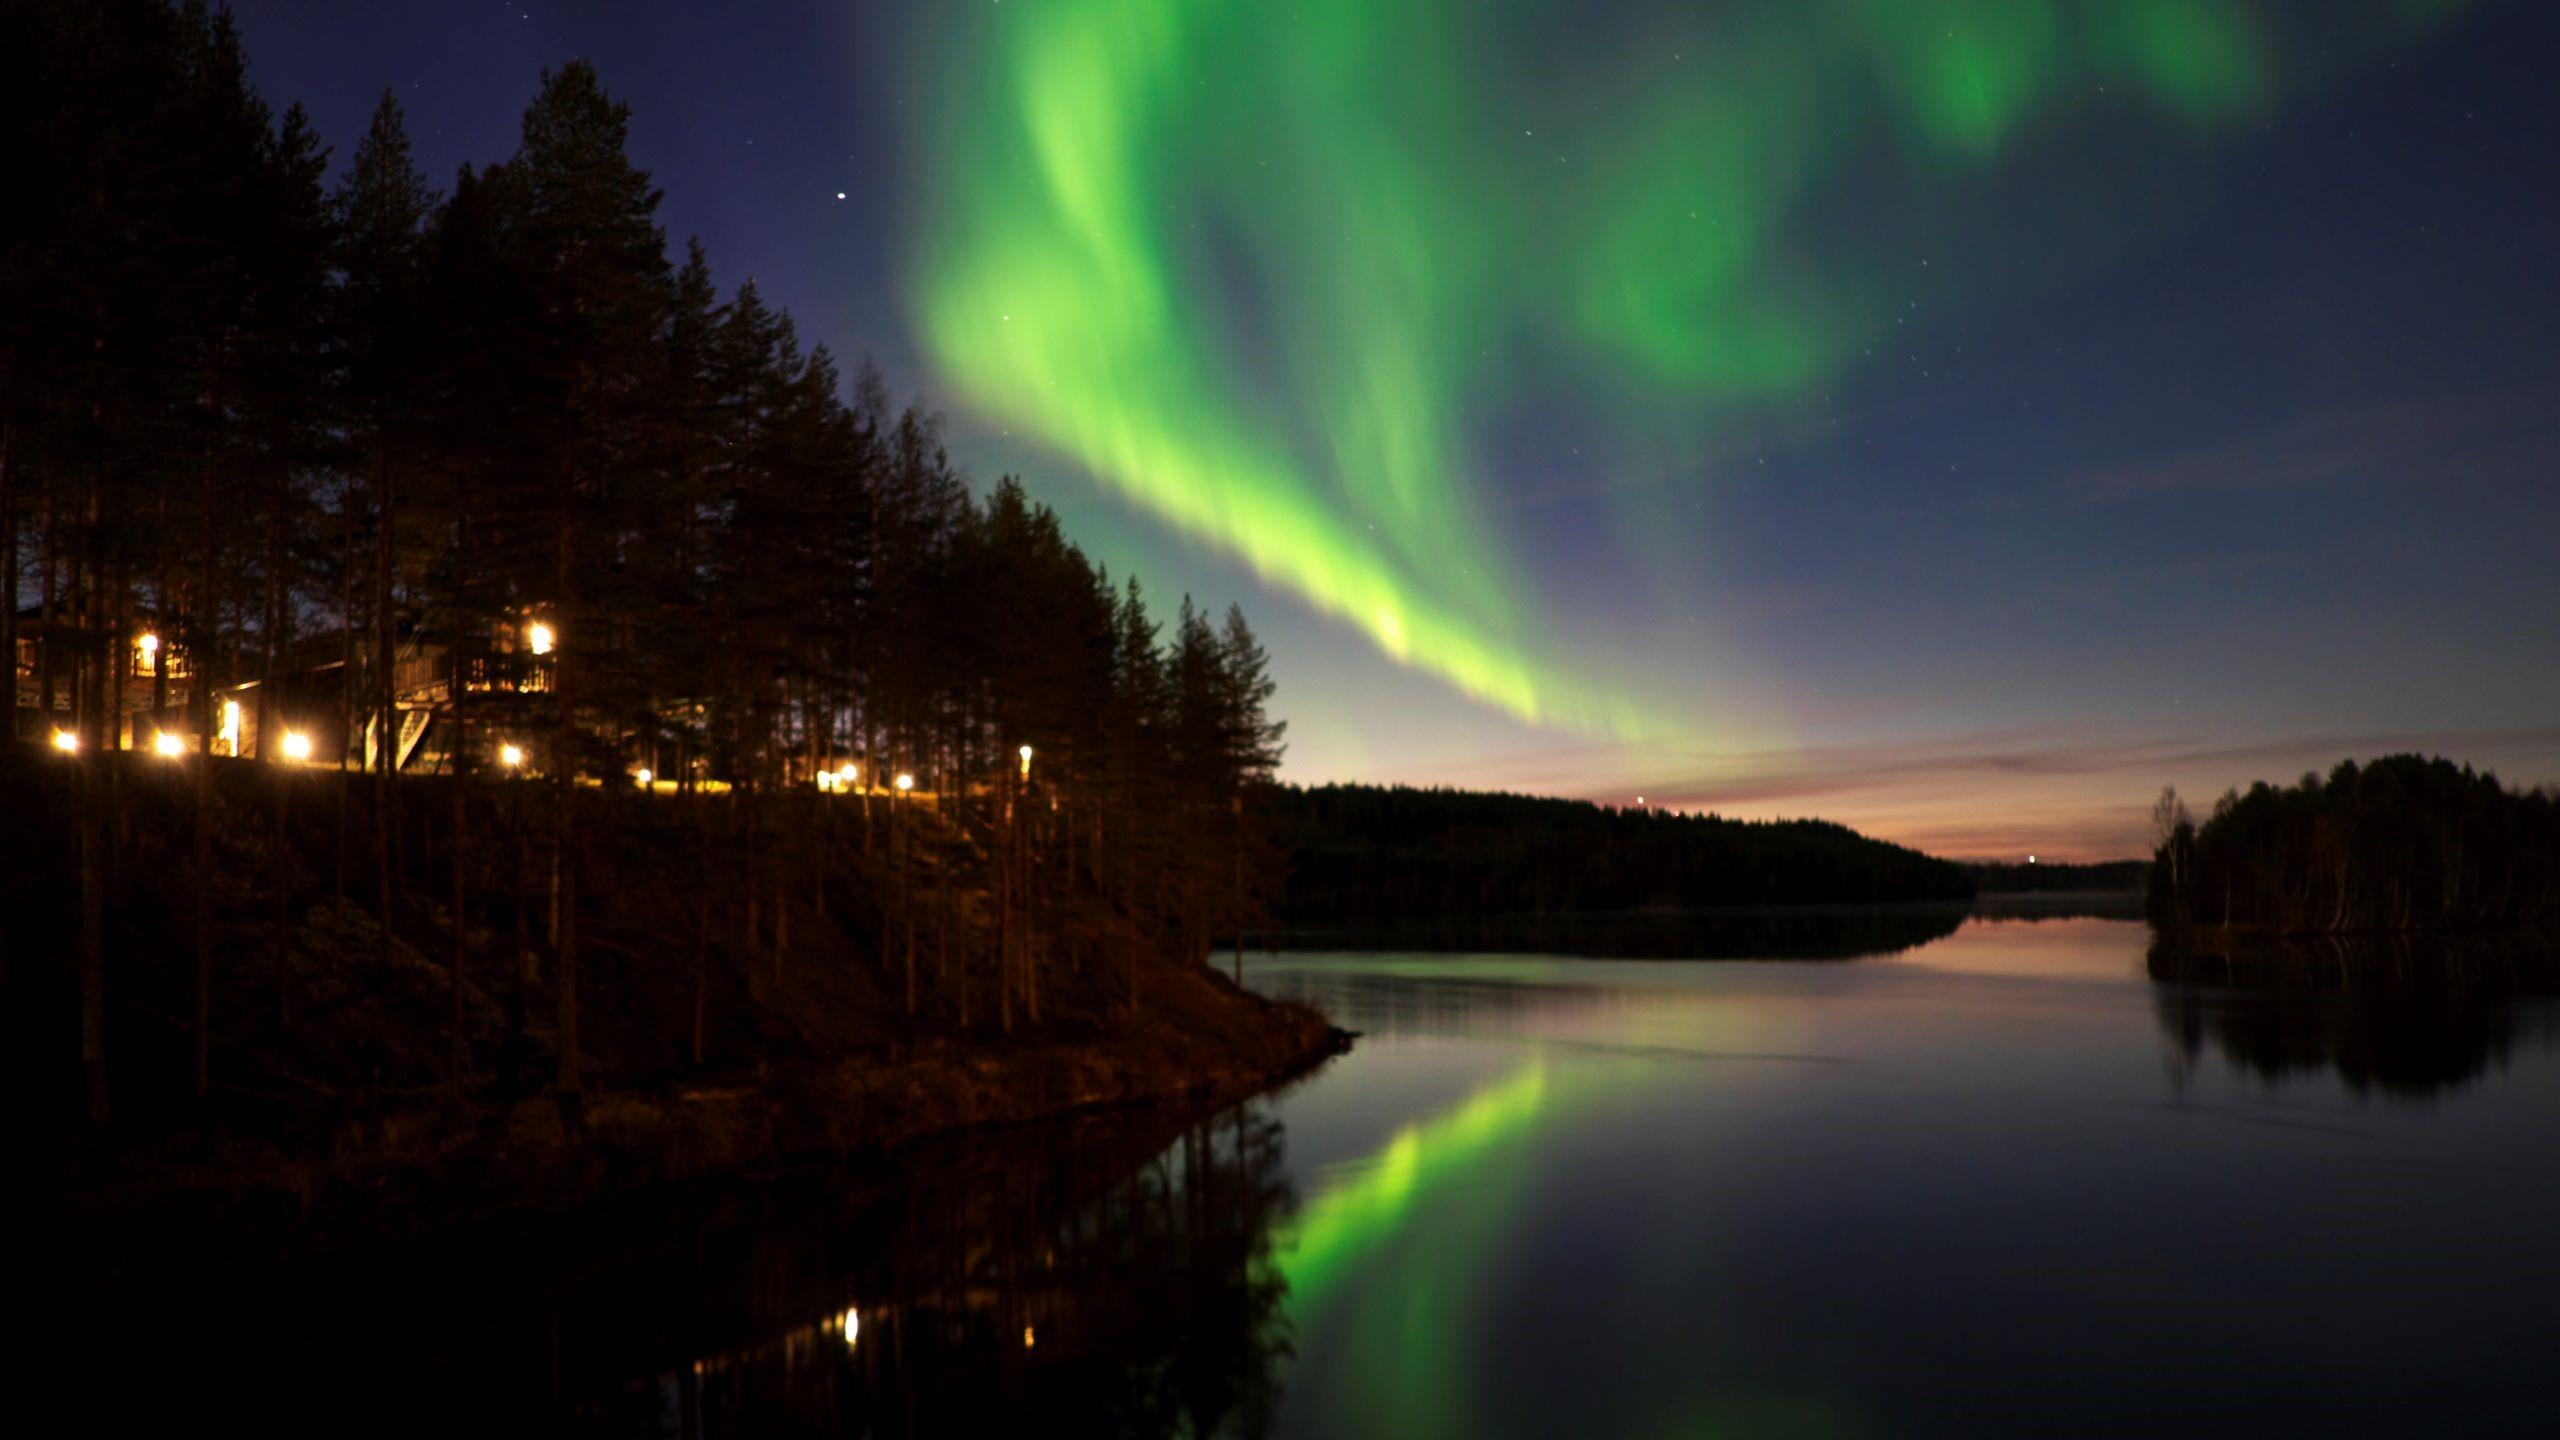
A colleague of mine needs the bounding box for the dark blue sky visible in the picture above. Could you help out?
[224,0,2560,855]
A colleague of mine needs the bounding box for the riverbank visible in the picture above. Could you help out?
[1,747,1346,1270]
[30,970,1345,1277]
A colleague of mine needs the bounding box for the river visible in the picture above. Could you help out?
[43,910,2560,1434]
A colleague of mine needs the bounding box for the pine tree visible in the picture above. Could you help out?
[331,90,434,924]
[490,59,672,1104]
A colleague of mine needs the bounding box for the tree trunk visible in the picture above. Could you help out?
[79,474,109,1126]
[191,429,221,1107]
[901,793,916,1015]
[554,494,581,1106]
[274,755,291,1030]
[374,448,397,939]
[555,805,579,1101]
[505,791,530,1096]
[1232,793,1244,984]
[79,730,109,1127]
[693,798,711,1069]
[192,738,213,1107]
[261,470,286,761]
[37,484,58,728]
[450,713,471,1099]
[0,402,15,747]
[336,495,357,896]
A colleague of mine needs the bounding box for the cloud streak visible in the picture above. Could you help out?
[2060,385,2560,505]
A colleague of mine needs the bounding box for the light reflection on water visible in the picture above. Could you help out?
[28,915,2560,1434]
[1243,917,2560,1438]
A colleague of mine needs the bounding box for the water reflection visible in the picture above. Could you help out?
[573,1104,1299,1436]
[29,916,2560,1435]
[19,1098,1305,1437]
[2149,934,2560,1097]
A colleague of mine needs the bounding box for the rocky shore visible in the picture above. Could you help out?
[27,975,1345,1279]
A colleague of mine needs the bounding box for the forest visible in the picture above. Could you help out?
[1266,783,1974,925]
[0,1,1295,1138]
[1962,858,2148,894]
[2145,755,2560,938]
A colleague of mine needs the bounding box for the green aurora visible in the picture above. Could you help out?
[911,0,2473,739]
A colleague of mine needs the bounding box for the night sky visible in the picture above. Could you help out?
[223,0,2560,857]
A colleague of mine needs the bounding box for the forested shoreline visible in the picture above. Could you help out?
[1,0,1310,1153]
[2146,755,2560,940]
[1266,783,1975,924]
[1962,858,2148,894]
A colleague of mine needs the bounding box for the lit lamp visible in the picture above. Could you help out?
[280,730,314,763]
[526,621,555,656]
[1018,743,1033,780]
[153,730,186,758]
[219,699,241,756]
[500,742,526,770]
[633,768,653,788]
[136,632,160,669]
[50,728,80,754]
[894,772,914,793]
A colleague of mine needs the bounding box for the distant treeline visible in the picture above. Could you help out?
[2146,755,2560,937]
[1964,859,2148,894]
[1274,905,1966,961]
[1266,784,1974,924]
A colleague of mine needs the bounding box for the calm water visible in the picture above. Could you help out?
[33,913,2560,1434]
[1237,920,2560,1437]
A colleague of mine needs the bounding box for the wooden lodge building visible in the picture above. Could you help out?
[11,604,924,801]
[12,602,558,775]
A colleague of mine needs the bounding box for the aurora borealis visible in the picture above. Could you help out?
[909,0,2462,731]
[228,0,2560,855]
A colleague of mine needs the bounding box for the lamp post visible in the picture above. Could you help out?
[1008,743,1029,1024]
[1233,791,1245,982]
[894,771,916,1013]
